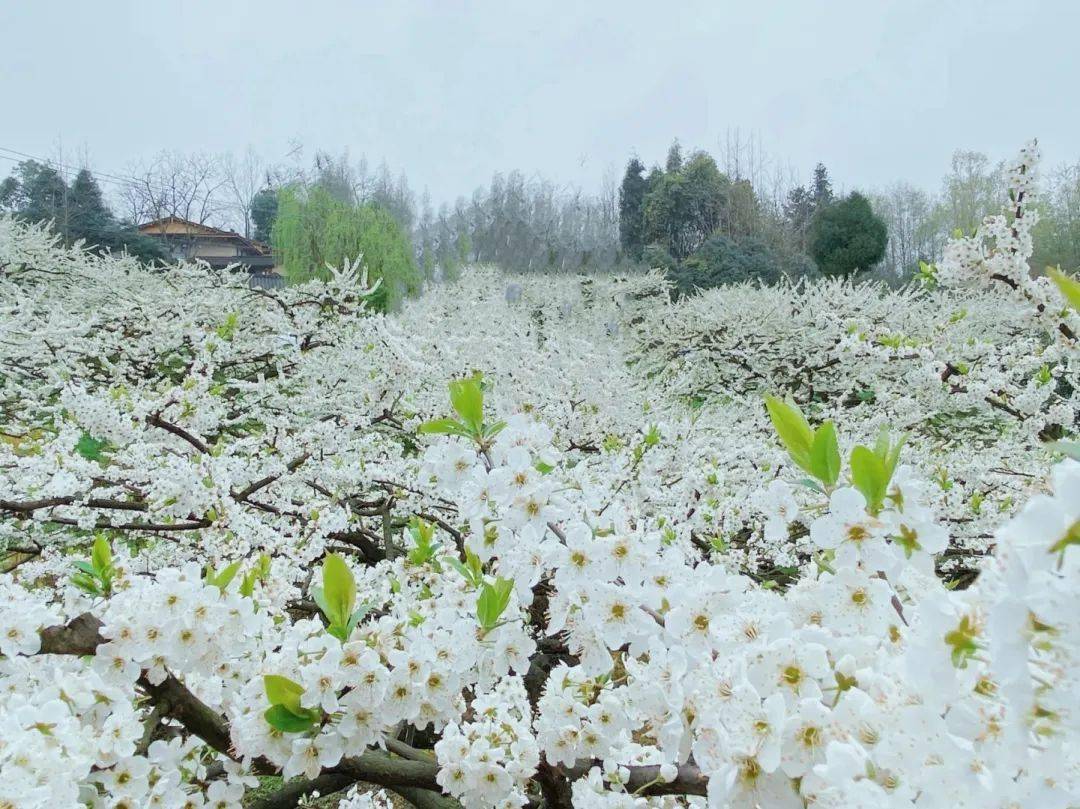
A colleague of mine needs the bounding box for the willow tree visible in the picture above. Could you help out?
[271,186,421,310]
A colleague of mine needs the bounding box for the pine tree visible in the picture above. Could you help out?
[618,157,648,260]
[67,169,113,242]
[0,162,167,263]
[811,163,834,209]
[8,161,67,225]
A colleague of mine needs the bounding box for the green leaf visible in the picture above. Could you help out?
[216,312,239,341]
[882,433,907,481]
[263,704,318,733]
[476,576,514,631]
[466,549,483,579]
[207,560,242,591]
[264,674,305,713]
[310,586,330,620]
[345,605,371,637]
[71,572,102,596]
[91,536,112,575]
[321,554,356,629]
[239,571,257,598]
[71,560,97,576]
[808,421,841,487]
[764,395,814,473]
[418,418,472,437]
[1050,269,1080,312]
[75,432,107,462]
[849,445,888,513]
[873,426,890,459]
[447,549,484,587]
[482,420,507,439]
[446,557,470,579]
[408,517,436,552]
[448,377,484,432]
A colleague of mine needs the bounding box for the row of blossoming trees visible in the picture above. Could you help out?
[0,142,1078,808]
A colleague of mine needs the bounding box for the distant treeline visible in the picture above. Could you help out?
[0,161,169,263]
[4,136,1080,297]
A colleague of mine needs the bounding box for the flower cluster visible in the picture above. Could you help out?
[435,676,540,807]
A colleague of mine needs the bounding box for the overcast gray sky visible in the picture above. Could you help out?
[2,0,1077,205]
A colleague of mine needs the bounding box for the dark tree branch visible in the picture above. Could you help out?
[233,453,311,501]
[249,774,356,809]
[1,496,148,514]
[39,612,106,655]
[35,615,456,796]
[559,760,708,797]
[146,413,211,454]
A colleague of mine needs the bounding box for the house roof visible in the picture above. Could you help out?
[138,216,236,237]
[138,216,271,255]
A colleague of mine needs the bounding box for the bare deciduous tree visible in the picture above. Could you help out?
[222,147,271,238]
[119,151,229,228]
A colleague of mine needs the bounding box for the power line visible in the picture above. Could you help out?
[0,145,173,191]
[0,145,202,200]
[0,146,245,231]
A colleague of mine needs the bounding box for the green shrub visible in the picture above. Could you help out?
[809,192,888,277]
[668,235,815,294]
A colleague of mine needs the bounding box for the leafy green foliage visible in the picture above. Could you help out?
[765,394,814,470]
[311,554,367,641]
[849,429,906,514]
[1050,269,1080,311]
[215,312,239,341]
[263,674,320,733]
[849,446,889,512]
[0,161,168,263]
[264,704,319,733]
[764,395,840,489]
[239,554,272,598]
[271,186,421,310]
[809,421,841,488]
[75,432,108,462]
[204,560,242,591]
[669,234,815,293]
[406,518,440,567]
[644,151,756,260]
[264,674,305,712]
[447,549,485,588]
[449,378,484,433]
[71,536,116,597]
[809,192,888,277]
[419,374,505,447]
[916,260,939,289]
[642,243,677,272]
[250,188,279,243]
[476,577,514,635]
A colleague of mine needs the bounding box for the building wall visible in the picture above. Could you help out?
[191,239,240,258]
